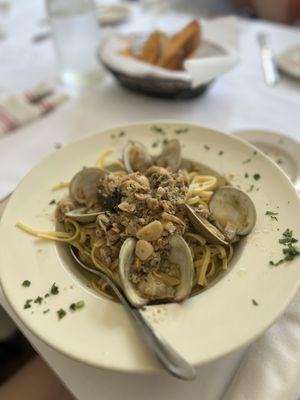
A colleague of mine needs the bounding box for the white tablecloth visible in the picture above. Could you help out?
[1,1,300,399]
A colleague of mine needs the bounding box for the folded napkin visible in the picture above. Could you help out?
[185,16,239,87]
[223,290,300,400]
[0,83,68,136]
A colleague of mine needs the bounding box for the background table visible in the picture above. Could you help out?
[0,1,300,399]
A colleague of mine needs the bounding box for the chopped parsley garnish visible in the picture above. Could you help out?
[118,131,126,137]
[253,151,257,155]
[151,125,166,135]
[50,283,59,295]
[57,309,66,319]
[49,199,56,205]
[34,296,43,305]
[252,299,259,306]
[269,229,300,266]
[24,299,32,309]
[174,128,188,134]
[253,173,261,181]
[44,293,50,298]
[277,159,283,165]
[247,184,254,193]
[163,138,169,145]
[279,229,297,245]
[43,309,50,314]
[152,141,159,148]
[242,159,251,164]
[22,280,31,287]
[204,145,210,150]
[69,301,85,311]
[244,172,249,178]
[218,150,224,156]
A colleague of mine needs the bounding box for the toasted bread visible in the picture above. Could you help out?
[138,31,167,65]
[157,20,201,70]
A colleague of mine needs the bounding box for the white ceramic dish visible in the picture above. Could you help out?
[97,4,130,26]
[1,122,300,374]
[277,45,300,80]
[232,129,300,193]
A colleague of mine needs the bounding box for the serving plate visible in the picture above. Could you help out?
[1,122,300,373]
[277,45,300,80]
[232,129,300,192]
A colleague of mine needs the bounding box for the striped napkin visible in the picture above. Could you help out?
[0,83,68,136]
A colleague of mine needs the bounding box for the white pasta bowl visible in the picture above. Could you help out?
[1,121,300,373]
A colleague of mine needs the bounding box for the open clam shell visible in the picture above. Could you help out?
[123,141,152,173]
[184,203,229,246]
[69,167,106,206]
[156,139,181,171]
[209,186,257,237]
[118,235,194,307]
[185,186,256,244]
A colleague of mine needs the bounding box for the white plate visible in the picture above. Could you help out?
[232,129,300,193]
[1,122,300,373]
[278,45,300,80]
[97,4,130,25]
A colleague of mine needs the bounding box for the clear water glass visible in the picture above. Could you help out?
[46,0,103,88]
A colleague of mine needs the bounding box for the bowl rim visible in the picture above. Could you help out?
[1,120,300,374]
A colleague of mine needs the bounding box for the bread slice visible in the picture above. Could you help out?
[157,20,201,70]
[138,31,167,65]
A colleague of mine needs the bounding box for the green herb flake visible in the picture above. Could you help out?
[204,145,210,150]
[151,126,166,135]
[22,280,31,287]
[243,159,251,164]
[152,141,159,148]
[270,229,300,266]
[163,138,169,146]
[253,151,257,155]
[43,309,50,314]
[252,299,259,306]
[69,301,85,311]
[277,159,283,165]
[118,131,126,137]
[24,299,32,309]
[247,184,254,193]
[174,128,188,134]
[34,296,43,305]
[244,172,249,178]
[218,150,224,156]
[49,199,56,205]
[44,293,50,298]
[253,173,261,181]
[57,309,66,320]
[50,283,59,295]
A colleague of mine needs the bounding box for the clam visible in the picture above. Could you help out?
[118,235,194,307]
[69,167,106,205]
[185,186,256,245]
[209,186,257,239]
[65,208,103,223]
[185,203,228,246]
[156,139,181,170]
[123,141,152,173]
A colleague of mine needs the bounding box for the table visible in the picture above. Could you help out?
[0,1,300,399]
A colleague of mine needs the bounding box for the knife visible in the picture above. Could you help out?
[257,32,280,87]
